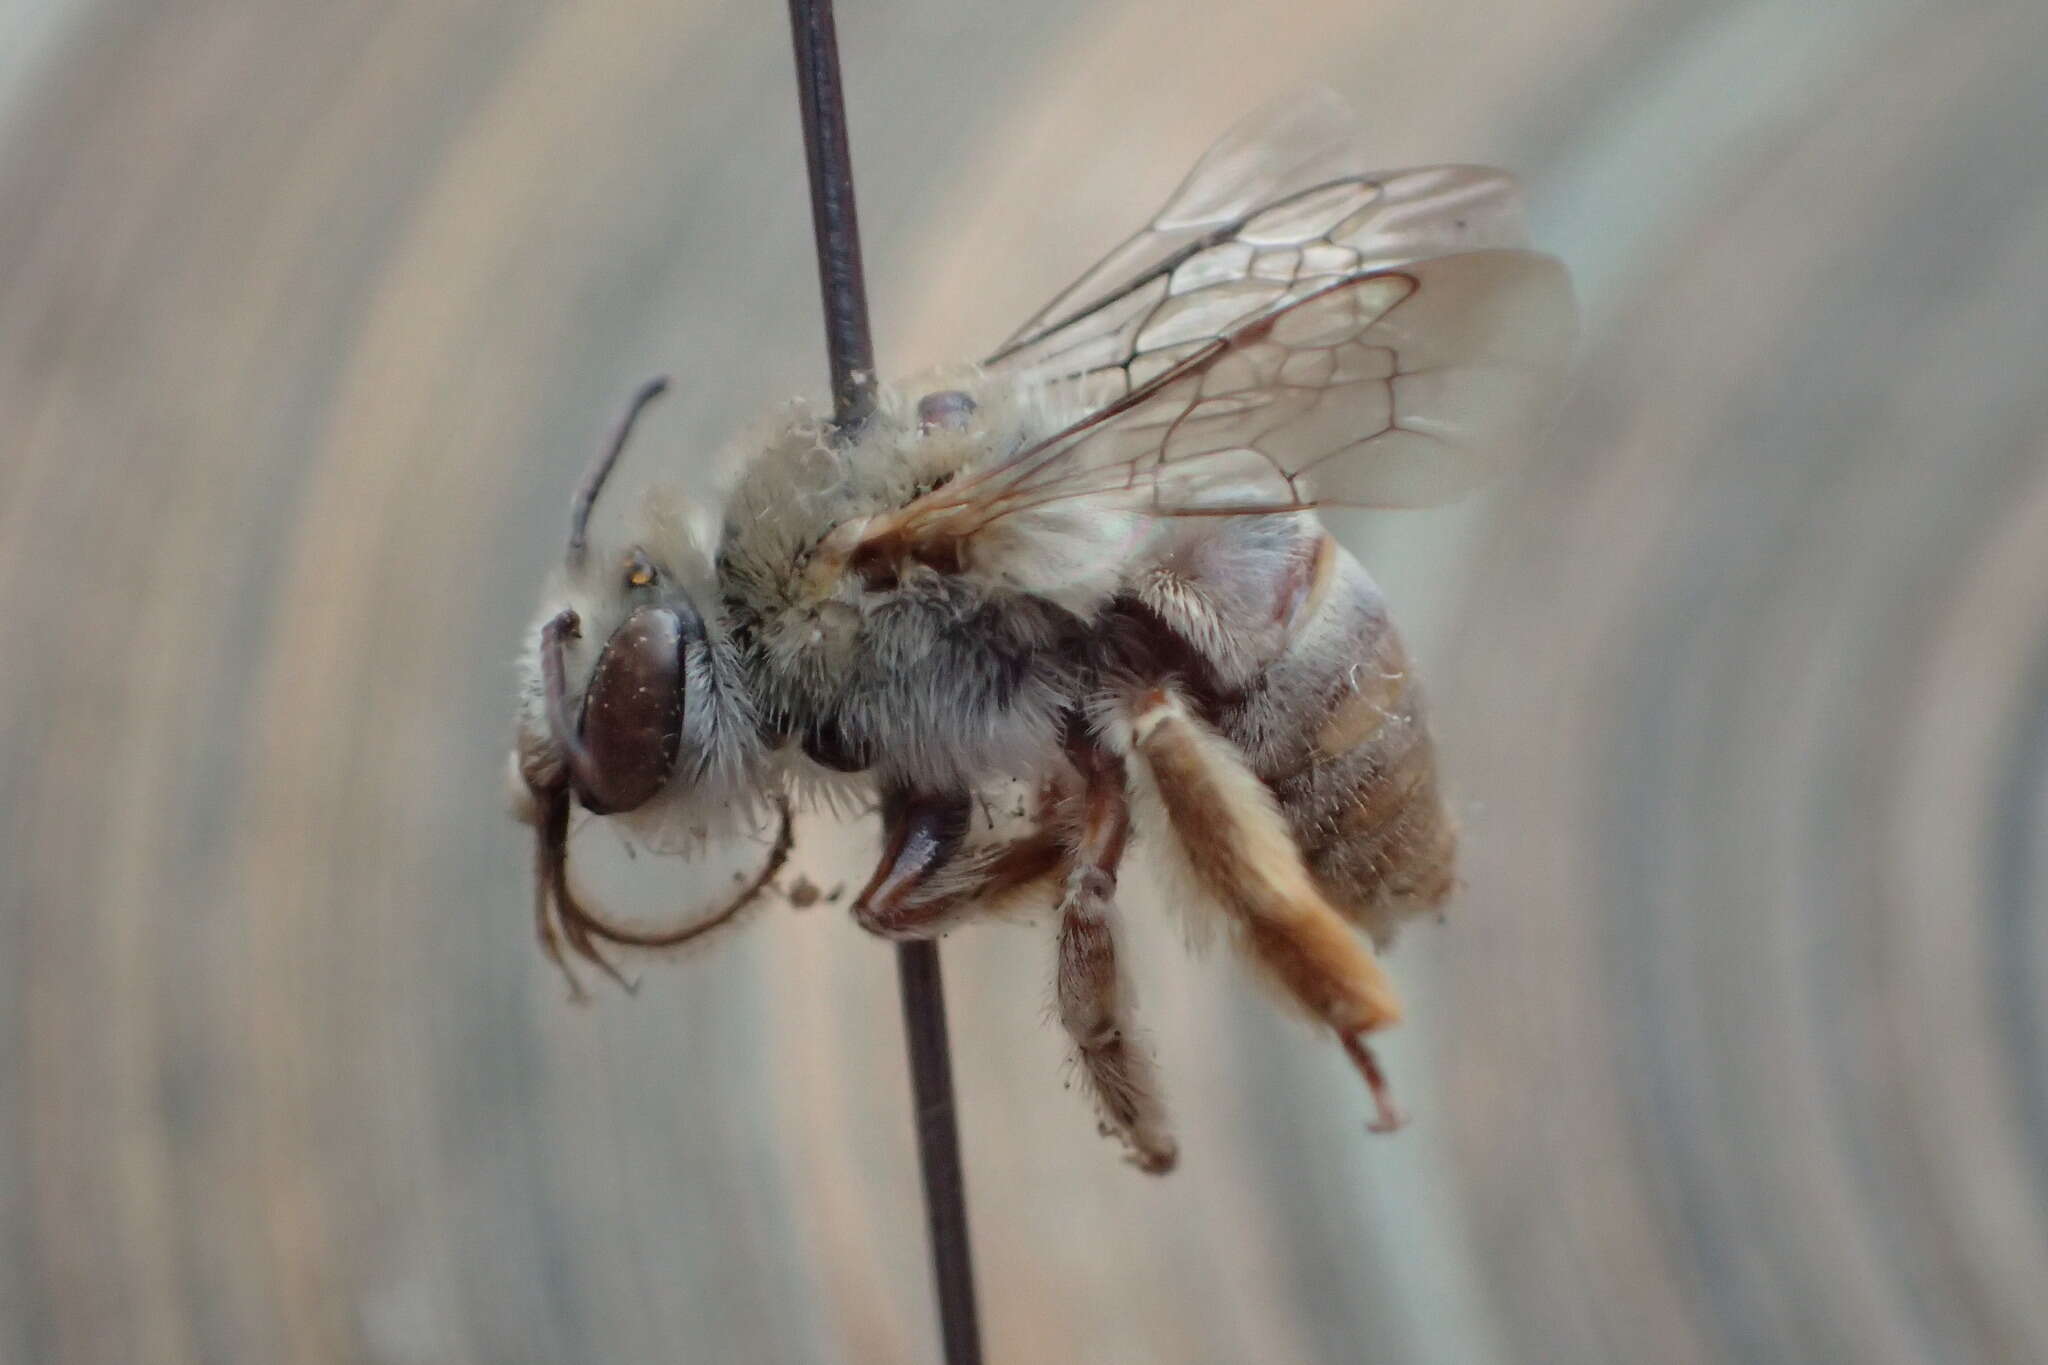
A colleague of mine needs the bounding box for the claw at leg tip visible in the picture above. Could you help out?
[1340,1029,1407,1135]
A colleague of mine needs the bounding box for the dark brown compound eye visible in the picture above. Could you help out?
[541,606,689,814]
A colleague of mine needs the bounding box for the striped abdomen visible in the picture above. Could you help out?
[1209,532,1458,947]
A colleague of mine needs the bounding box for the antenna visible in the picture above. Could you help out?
[566,376,668,567]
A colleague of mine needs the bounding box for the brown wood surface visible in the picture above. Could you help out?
[4,3,2044,1362]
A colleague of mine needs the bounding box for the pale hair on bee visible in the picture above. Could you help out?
[511,89,1575,1173]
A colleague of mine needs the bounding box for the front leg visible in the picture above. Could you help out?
[852,786,1064,939]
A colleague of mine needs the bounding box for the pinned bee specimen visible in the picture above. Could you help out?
[511,91,1574,1172]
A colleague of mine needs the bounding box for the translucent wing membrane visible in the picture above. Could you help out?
[857,92,1575,564]
[990,89,1532,397]
[885,250,1574,549]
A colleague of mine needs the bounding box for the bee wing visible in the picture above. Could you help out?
[871,248,1574,558]
[989,88,1534,394]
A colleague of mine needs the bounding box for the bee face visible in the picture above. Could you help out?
[527,549,703,815]
[514,378,725,826]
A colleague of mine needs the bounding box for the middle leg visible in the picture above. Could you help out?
[849,756,1178,1171]
[1055,735,1177,1174]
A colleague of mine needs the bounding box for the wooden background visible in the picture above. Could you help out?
[4,2,2045,1361]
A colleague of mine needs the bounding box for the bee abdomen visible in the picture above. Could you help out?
[1240,545,1458,947]
[1120,523,1459,945]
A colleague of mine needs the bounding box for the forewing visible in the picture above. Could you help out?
[990,89,1532,397]
[885,249,1575,549]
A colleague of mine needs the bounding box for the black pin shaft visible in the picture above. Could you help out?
[788,0,877,429]
[894,937,983,1365]
[785,5,984,1364]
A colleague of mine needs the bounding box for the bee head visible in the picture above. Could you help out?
[510,378,797,999]
[536,557,702,815]
[515,378,704,817]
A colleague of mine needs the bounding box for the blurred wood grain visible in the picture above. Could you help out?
[3,2,2045,1362]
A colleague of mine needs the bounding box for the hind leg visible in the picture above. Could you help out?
[1119,686,1406,1133]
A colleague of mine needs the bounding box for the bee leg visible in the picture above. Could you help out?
[852,787,1064,938]
[534,784,637,997]
[533,843,587,1003]
[1341,1030,1407,1135]
[530,789,798,998]
[1121,686,1407,1134]
[1056,740,1177,1173]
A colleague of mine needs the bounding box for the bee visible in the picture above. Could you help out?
[511,90,1574,1173]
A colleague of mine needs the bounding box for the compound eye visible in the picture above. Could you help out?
[574,605,686,813]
